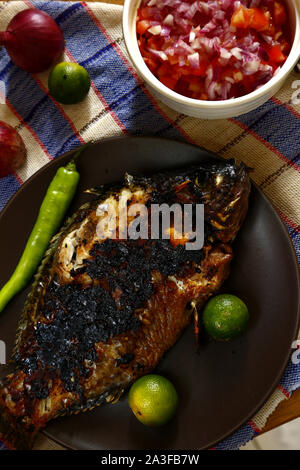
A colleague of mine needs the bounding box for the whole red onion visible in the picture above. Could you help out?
[0,9,64,73]
[0,121,26,178]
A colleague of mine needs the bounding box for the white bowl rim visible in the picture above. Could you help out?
[123,0,300,110]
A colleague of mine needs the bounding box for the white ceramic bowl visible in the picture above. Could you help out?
[123,0,300,119]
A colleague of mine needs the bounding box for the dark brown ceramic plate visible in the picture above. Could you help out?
[0,137,299,450]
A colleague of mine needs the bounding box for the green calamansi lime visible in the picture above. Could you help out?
[48,62,91,105]
[128,374,178,427]
[203,294,249,341]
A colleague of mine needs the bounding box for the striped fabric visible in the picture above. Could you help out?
[0,0,299,450]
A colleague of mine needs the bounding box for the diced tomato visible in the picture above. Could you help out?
[147,36,163,51]
[279,39,291,55]
[168,54,179,66]
[190,65,208,77]
[233,71,243,83]
[242,74,257,93]
[231,6,253,29]
[177,66,192,76]
[188,81,203,93]
[264,23,276,37]
[273,2,287,25]
[139,7,152,19]
[159,75,178,90]
[181,61,208,77]
[268,45,286,64]
[157,62,172,77]
[231,6,269,31]
[136,20,151,35]
[161,41,174,53]
[250,8,269,32]
[185,76,201,85]
[143,57,159,74]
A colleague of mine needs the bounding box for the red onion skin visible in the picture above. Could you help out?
[0,121,26,178]
[0,9,64,73]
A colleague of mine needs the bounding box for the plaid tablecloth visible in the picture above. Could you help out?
[0,0,299,450]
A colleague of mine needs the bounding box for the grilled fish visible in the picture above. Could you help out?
[0,160,250,449]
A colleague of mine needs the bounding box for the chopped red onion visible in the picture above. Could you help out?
[163,14,174,26]
[201,20,217,34]
[188,52,200,68]
[231,47,243,60]
[148,25,162,35]
[148,48,168,61]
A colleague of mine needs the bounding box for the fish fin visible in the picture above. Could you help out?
[125,172,134,187]
[0,363,38,450]
[0,400,37,450]
[12,204,92,359]
[105,388,125,405]
[85,182,124,197]
[0,363,15,381]
[0,416,36,450]
[84,187,105,196]
[11,235,57,358]
[0,420,37,450]
[57,387,126,419]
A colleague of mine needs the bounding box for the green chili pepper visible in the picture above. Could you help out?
[0,144,89,313]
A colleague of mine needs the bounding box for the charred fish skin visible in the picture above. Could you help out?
[0,160,250,449]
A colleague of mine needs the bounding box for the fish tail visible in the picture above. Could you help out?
[0,364,37,450]
[0,403,37,450]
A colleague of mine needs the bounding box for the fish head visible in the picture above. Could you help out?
[190,160,251,243]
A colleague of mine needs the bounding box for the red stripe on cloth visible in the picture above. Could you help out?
[1,93,53,162]
[230,118,300,175]
[64,49,128,134]
[278,384,291,399]
[249,419,260,434]
[81,1,195,145]
[277,208,300,235]
[13,172,23,185]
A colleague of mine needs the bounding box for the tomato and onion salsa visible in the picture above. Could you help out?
[136,0,291,100]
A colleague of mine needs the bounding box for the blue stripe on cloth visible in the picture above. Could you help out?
[0,175,20,211]
[215,423,257,450]
[281,360,300,393]
[0,50,10,75]
[33,1,186,141]
[285,224,300,264]
[234,101,300,169]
